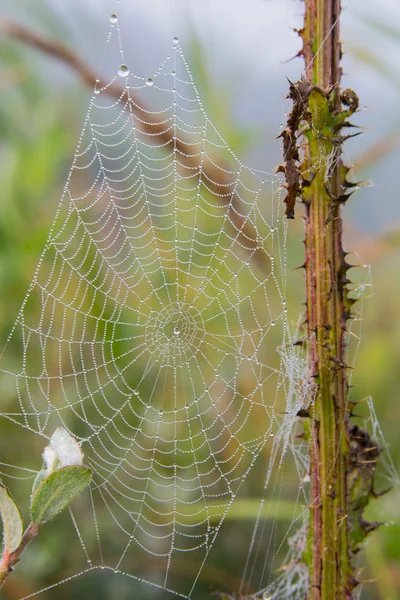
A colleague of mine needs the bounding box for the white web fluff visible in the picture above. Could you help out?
[0,17,292,600]
[240,322,311,599]
[257,522,309,600]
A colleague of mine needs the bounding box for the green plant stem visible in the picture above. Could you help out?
[0,523,39,588]
[302,0,352,598]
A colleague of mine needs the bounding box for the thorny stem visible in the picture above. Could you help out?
[0,524,39,588]
[302,0,352,598]
[285,0,382,596]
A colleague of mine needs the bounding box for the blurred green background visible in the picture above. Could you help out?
[0,0,399,599]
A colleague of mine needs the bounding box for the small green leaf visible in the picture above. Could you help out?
[30,466,92,526]
[31,470,47,496]
[0,484,23,553]
[308,88,330,132]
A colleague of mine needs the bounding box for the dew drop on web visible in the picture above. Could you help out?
[118,64,129,78]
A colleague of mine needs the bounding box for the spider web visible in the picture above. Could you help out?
[0,15,292,600]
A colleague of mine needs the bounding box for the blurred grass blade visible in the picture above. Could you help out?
[347,44,400,88]
[360,14,400,43]
[179,498,302,524]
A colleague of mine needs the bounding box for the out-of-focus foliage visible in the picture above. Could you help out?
[0,4,398,600]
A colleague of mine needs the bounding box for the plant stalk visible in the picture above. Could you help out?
[301,0,353,598]
[0,524,39,588]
